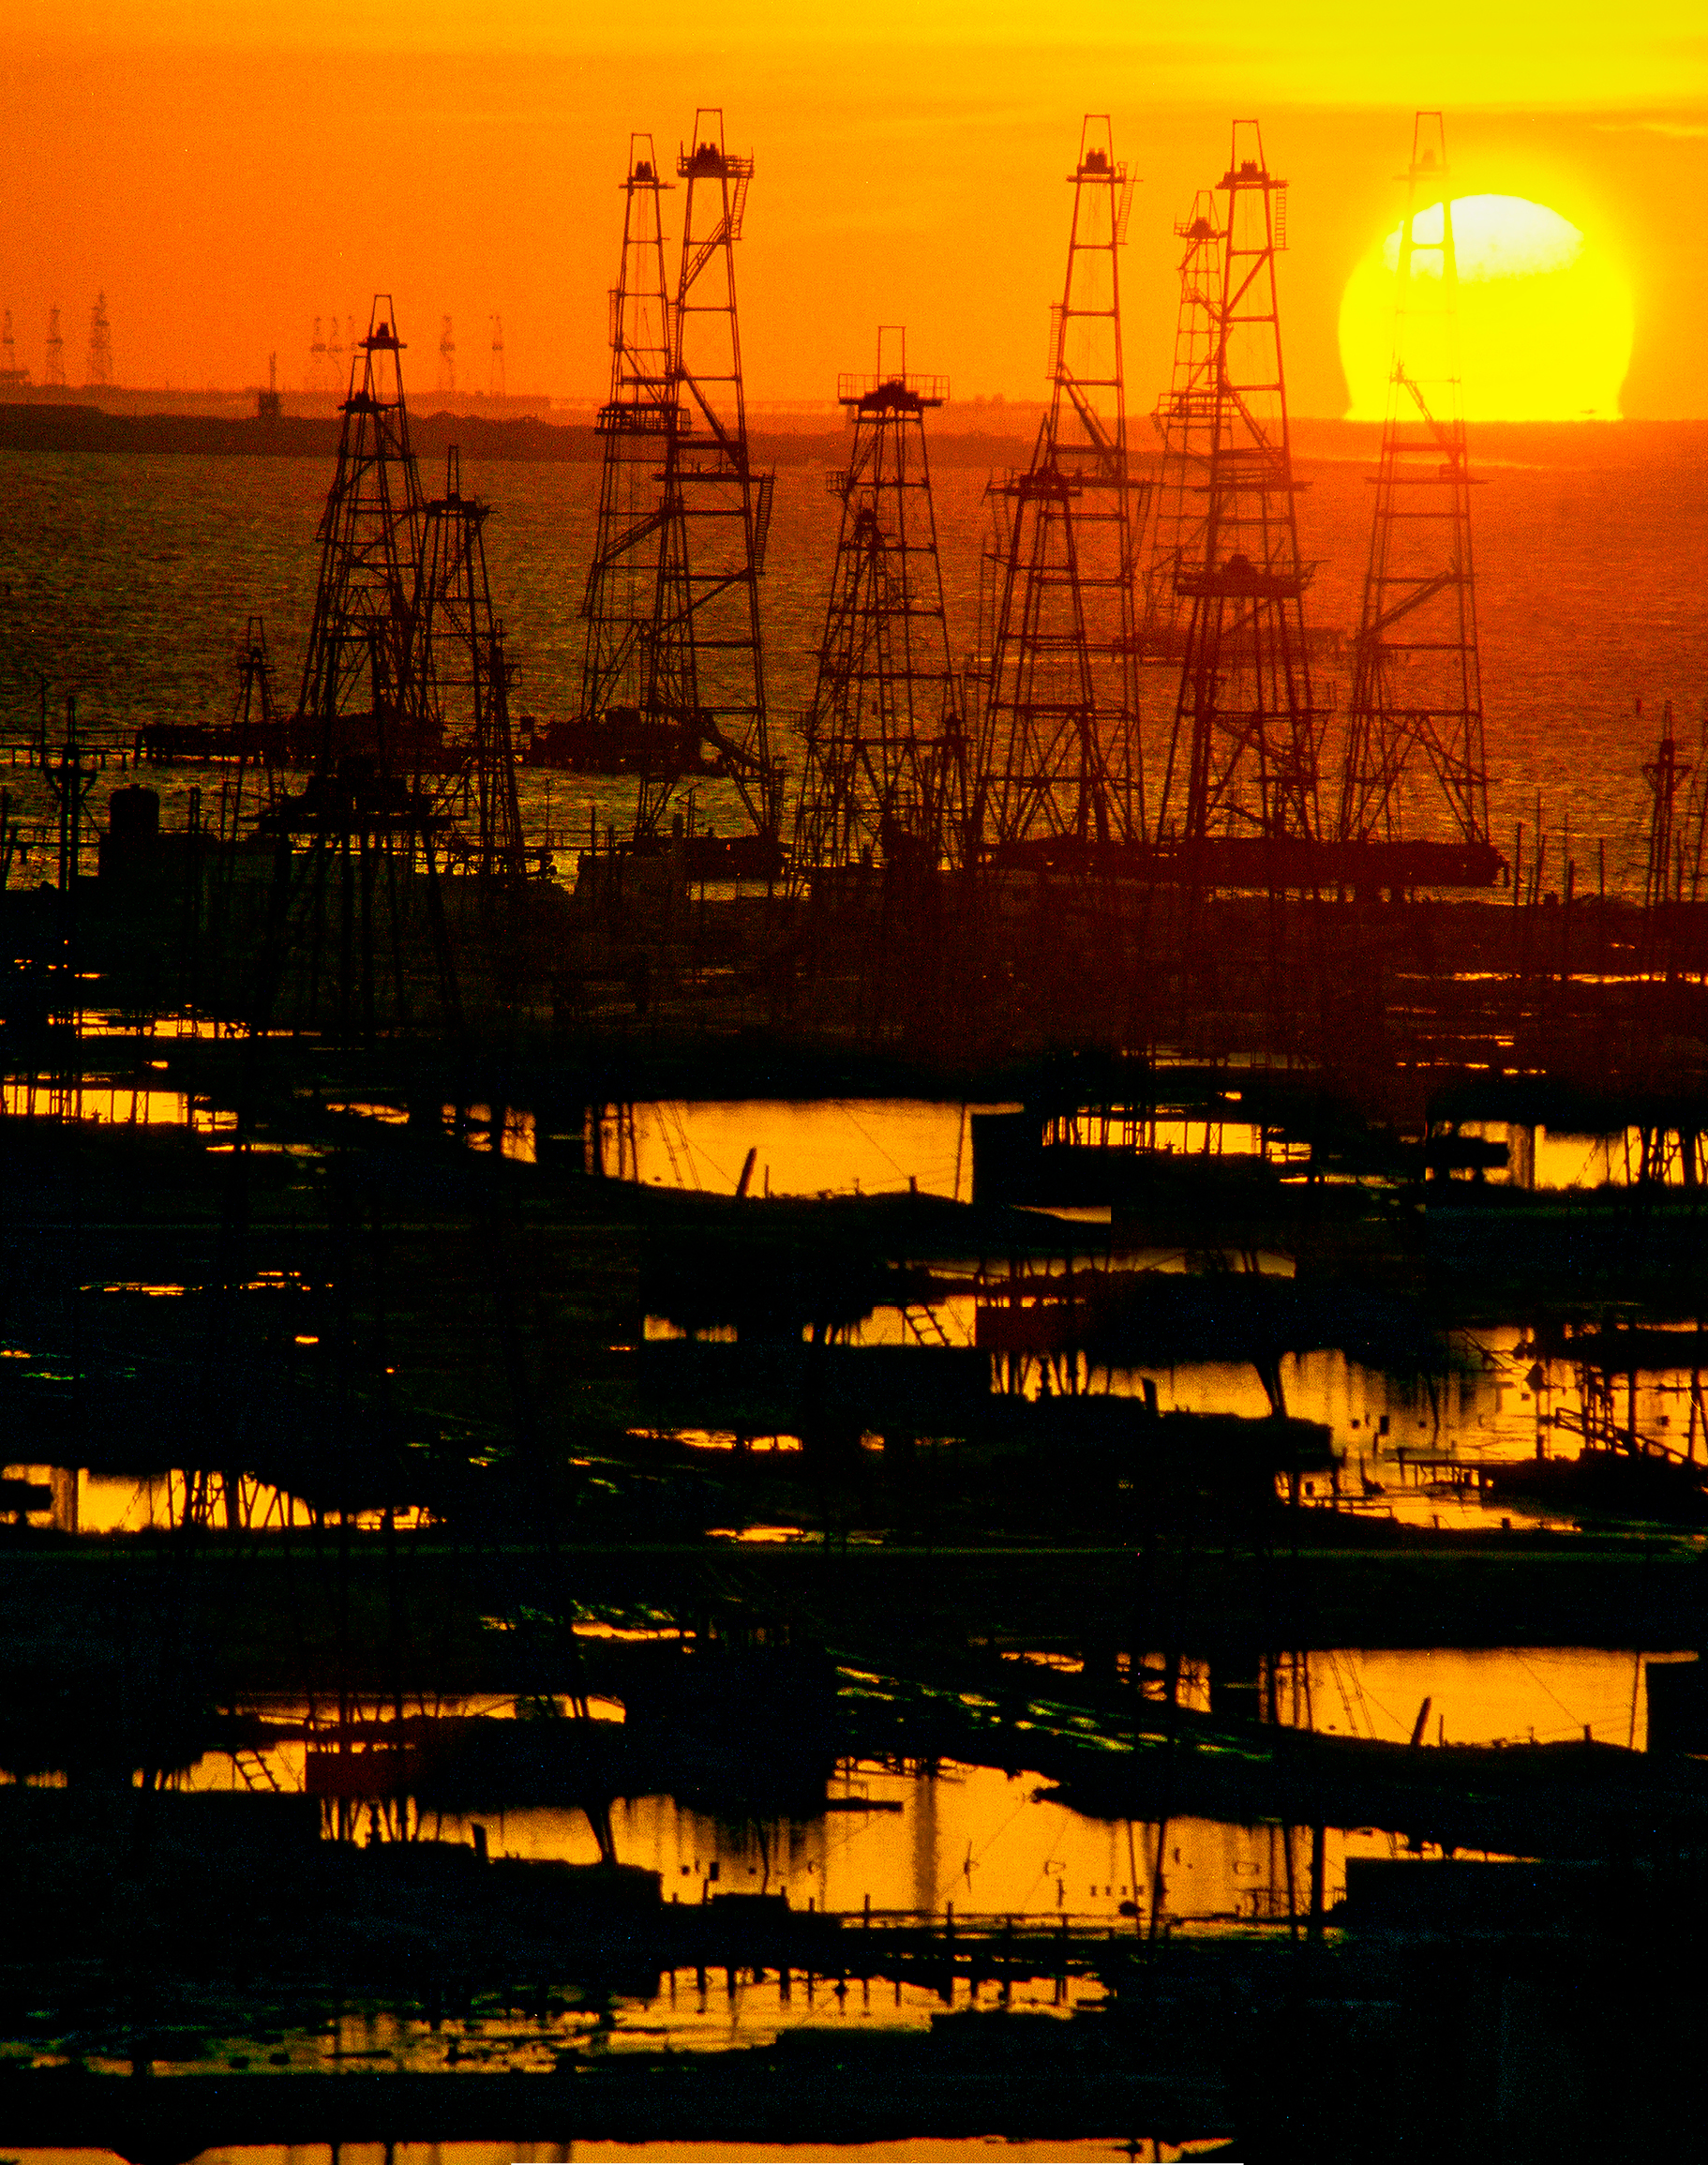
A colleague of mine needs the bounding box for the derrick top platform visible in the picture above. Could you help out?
[837,372,948,413]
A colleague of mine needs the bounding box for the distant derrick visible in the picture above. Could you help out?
[418,446,526,883]
[307,316,328,394]
[637,109,777,847]
[439,316,457,396]
[43,308,65,387]
[1158,123,1323,849]
[293,296,435,775]
[1140,193,1222,661]
[792,329,964,878]
[580,134,679,736]
[0,308,28,386]
[489,314,505,398]
[1338,112,1490,852]
[970,115,1143,864]
[85,292,112,389]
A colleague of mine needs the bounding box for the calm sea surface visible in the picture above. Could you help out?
[0,426,1704,886]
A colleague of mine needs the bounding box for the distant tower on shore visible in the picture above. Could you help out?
[0,308,27,385]
[44,308,65,386]
[489,314,504,398]
[85,293,112,388]
[307,315,327,392]
[439,316,457,395]
[326,308,345,383]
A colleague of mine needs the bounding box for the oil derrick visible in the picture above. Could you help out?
[439,316,456,395]
[210,619,278,932]
[1643,708,1691,914]
[307,316,328,393]
[489,314,505,398]
[791,328,962,877]
[1157,123,1322,851]
[1140,193,1221,659]
[294,295,434,775]
[418,446,526,884]
[327,311,345,376]
[257,297,458,1041]
[0,308,26,384]
[637,109,777,847]
[85,293,112,388]
[581,135,676,733]
[1338,113,1490,854]
[970,115,1142,864]
[44,308,65,386]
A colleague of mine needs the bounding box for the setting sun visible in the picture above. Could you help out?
[1340,192,1634,420]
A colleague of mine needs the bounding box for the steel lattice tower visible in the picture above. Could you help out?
[44,308,65,387]
[1338,113,1488,849]
[971,115,1142,862]
[295,296,433,776]
[581,135,677,731]
[792,328,963,878]
[1140,193,1222,661]
[637,109,776,844]
[418,447,526,883]
[1158,123,1322,849]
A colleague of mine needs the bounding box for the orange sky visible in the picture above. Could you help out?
[2,8,1705,413]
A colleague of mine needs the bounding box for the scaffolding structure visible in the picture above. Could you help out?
[1158,123,1322,849]
[439,317,457,396]
[490,315,505,398]
[581,135,678,732]
[970,115,1142,863]
[418,447,527,884]
[294,297,436,776]
[792,327,963,878]
[44,308,65,387]
[1140,193,1221,661]
[1338,113,1489,850]
[637,109,777,844]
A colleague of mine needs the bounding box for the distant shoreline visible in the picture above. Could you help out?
[0,401,1702,471]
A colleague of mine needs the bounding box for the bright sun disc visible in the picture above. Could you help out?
[1340,192,1634,421]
